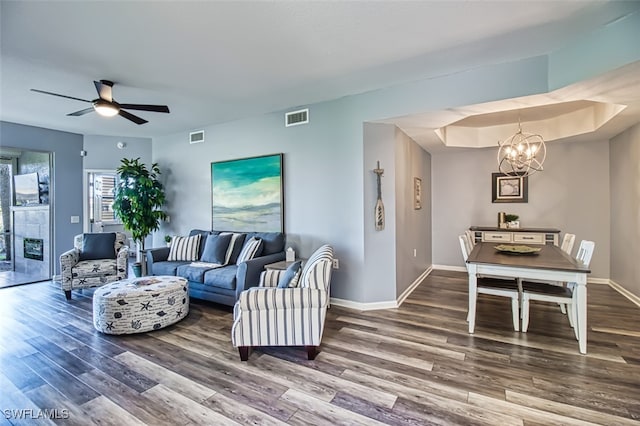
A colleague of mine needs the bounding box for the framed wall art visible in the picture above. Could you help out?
[414,177,422,210]
[211,153,284,232]
[491,172,528,203]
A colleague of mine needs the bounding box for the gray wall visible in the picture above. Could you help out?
[361,123,432,304]
[394,126,431,299]
[151,39,636,304]
[83,135,152,170]
[153,98,363,302]
[363,123,397,303]
[83,135,154,247]
[610,122,640,297]
[0,121,83,275]
[431,139,611,279]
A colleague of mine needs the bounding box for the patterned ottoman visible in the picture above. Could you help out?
[93,276,189,334]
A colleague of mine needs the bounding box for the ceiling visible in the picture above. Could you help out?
[1,1,640,151]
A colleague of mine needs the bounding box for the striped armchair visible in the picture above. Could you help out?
[231,245,334,361]
[59,232,129,300]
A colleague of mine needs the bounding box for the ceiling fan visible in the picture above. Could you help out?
[30,80,170,125]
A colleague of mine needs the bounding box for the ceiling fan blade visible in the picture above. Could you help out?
[119,104,170,113]
[30,89,91,103]
[94,80,113,102]
[119,109,148,125]
[67,107,95,117]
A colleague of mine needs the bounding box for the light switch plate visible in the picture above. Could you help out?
[70,216,80,223]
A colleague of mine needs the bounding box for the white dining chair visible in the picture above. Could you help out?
[560,233,576,256]
[556,232,576,314]
[459,235,520,331]
[465,230,476,248]
[521,240,595,338]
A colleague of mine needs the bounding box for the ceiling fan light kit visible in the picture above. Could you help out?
[30,80,169,125]
[93,99,119,117]
[497,121,546,177]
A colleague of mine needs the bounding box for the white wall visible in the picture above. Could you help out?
[431,139,611,279]
[610,122,640,297]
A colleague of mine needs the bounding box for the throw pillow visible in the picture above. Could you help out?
[200,233,233,264]
[79,233,116,260]
[168,234,202,261]
[277,261,302,288]
[236,237,263,263]
[220,232,247,264]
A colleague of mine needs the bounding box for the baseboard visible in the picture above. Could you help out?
[330,266,434,311]
[609,279,640,307]
[588,277,609,285]
[432,264,466,272]
[330,298,398,311]
[397,266,432,306]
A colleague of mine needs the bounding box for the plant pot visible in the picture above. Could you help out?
[132,262,142,277]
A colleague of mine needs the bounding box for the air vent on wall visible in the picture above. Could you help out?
[285,108,309,127]
[190,130,205,144]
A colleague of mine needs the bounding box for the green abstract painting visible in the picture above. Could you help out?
[211,153,283,232]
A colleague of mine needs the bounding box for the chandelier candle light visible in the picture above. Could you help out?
[497,121,546,177]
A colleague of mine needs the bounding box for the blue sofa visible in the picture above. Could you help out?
[146,229,285,306]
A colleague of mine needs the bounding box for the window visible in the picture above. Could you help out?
[88,172,120,224]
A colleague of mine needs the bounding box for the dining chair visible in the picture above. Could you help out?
[521,240,595,338]
[465,230,476,248]
[459,235,520,331]
[560,233,576,256]
[520,232,576,314]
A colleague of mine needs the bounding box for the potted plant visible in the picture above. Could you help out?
[164,235,172,247]
[505,213,520,229]
[112,158,167,276]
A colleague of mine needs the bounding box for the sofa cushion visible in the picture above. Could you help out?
[277,261,302,288]
[237,237,263,263]
[245,232,284,256]
[220,233,246,264]
[203,265,238,290]
[200,233,232,264]
[80,233,116,260]
[190,229,216,258]
[176,263,223,283]
[168,234,202,261]
[152,261,189,276]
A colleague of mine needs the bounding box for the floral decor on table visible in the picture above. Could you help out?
[505,214,520,229]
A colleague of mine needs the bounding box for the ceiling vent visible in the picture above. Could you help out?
[189,130,205,144]
[285,108,309,127]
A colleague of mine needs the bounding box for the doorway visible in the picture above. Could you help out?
[0,148,53,288]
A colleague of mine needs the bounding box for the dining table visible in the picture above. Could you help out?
[466,242,592,354]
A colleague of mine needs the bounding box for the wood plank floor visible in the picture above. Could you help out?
[1,270,639,425]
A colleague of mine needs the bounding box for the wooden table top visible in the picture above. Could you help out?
[467,242,591,273]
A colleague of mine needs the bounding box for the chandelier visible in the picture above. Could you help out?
[497,121,546,177]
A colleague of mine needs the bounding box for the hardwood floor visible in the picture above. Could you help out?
[1,270,639,425]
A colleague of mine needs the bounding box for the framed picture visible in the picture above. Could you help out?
[414,177,422,210]
[211,153,284,232]
[492,172,528,203]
